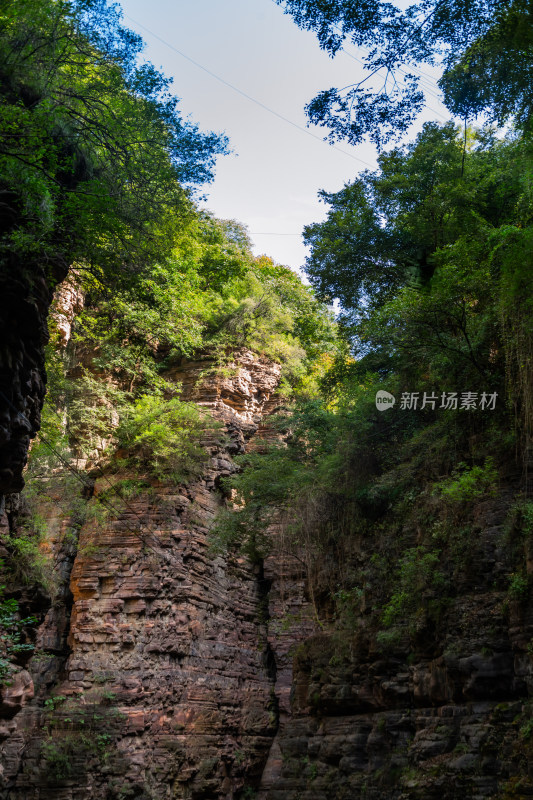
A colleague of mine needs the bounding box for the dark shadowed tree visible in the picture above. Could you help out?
[275,0,533,146]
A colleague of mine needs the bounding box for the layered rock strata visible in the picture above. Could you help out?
[167,350,282,424]
[258,488,533,799]
[0,351,286,799]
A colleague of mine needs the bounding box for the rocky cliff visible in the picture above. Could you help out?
[257,480,533,800]
[0,346,304,799]
[0,262,65,497]
[1,309,533,800]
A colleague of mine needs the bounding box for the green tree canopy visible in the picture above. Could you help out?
[275,0,533,146]
[303,123,525,317]
[0,0,228,283]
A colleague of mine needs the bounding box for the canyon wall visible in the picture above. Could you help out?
[0,264,61,497]
[0,347,312,799]
[258,482,533,799]
[1,299,533,799]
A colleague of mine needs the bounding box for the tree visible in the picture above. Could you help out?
[303,123,524,312]
[194,214,253,290]
[301,122,532,398]
[303,122,460,312]
[275,0,532,146]
[0,0,228,280]
[0,0,228,493]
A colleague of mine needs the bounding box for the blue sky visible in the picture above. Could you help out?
[118,0,451,273]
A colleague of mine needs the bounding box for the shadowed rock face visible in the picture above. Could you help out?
[0,262,85,499]
[256,489,533,800]
[0,263,84,501]
[0,264,60,496]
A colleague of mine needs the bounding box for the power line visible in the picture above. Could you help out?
[122,13,376,170]
[338,44,449,118]
[331,28,449,117]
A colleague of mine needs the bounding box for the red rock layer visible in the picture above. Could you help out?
[1,350,285,799]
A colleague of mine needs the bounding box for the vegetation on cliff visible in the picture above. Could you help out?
[205,84,533,798]
[1,0,533,796]
[1,206,340,592]
[0,0,227,282]
[218,121,531,507]
[0,0,340,690]
[0,0,231,499]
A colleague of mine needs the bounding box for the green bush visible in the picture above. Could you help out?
[334,586,364,628]
[40,692,124,782]
[520,717,533,740]
[41,738,74,781]
[117,394,222,483]
[434,457,498,503]
[507,499,533,540]
[375,628,404,652]
[67,371,128,457]
[508,571,529,599]
[2,520,57,590]
[380,547,444,635]
[519,501,533,536]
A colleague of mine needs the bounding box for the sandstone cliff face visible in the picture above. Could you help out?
[167,349,282,424]
[0,349,288,799]
[52,275,85,349]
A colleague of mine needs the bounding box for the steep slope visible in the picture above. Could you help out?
[258,478,533,799]
[1,349,284,799]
